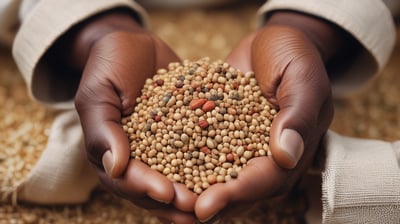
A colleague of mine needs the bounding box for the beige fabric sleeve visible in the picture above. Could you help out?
[321,131,400,223]
[3,0,150,204]
[16,110,98,204]
[258,0,397,99]
[12,0,148,109]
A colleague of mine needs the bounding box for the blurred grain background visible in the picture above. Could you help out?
[1,2,399,223]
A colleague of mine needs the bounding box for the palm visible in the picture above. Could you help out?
[75,32,197,223]
[195,26,333,221]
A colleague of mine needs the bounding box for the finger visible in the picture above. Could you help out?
[76,33,180,178]
[98,159,175,205]
[252,26,333,169]
[172,182,198,212]
[75,34,139,177]
[98,170,168,209]
[75,76,130,178]
[195,157,287,222]
[268,56,333,169]
[88,32,158,116]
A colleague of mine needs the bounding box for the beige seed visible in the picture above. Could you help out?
[123,58,276,194]
[174,140,184,148]
[184,167,192,174]
[202,181,210,189]
[181,133,189,143]
[219,154,226,163]
[206,138,216,149]
[207,174,217,184]
[243,150,253,160]
[173,174,182,182]
[163,167,171,175]
[217,175,225,183]
[236,146,244,156]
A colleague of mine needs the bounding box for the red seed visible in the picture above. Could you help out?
[232,82,239,90]
[202,101,215,112]
[248,109,254,115]
[200,146,211,154]
[189,98,207,110]
[227,108,236,115]
[198,120,209,129]
[226,153,235,163]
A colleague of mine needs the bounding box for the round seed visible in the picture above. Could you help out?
[122,58,276,194]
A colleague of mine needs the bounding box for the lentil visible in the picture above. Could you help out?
[122,58,277,194]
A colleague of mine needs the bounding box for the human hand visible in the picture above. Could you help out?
[194,11,353,222]
[62,9,197,223]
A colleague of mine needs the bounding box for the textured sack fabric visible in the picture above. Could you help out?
[15,110,98,204]
[322,131,400,223]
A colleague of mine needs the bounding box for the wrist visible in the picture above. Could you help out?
[264,11,354,64]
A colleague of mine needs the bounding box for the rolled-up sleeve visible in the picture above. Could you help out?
[12,0,148,109]
[321,131,400,223]
[258,0,397,98]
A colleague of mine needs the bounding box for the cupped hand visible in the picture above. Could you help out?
[71,11,197,223]
[194,11,349,222]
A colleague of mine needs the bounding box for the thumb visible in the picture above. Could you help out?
[268,109,306,169]
[265,59,332,169]
[77,100,131,178]
[75,65,131,178]
[251,26,333,169]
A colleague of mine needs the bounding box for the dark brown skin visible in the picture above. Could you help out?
[195,11,353,222]
[48,8,355,224]
[52,8,197,224]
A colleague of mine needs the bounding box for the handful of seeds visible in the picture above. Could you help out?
[121,58,277,194]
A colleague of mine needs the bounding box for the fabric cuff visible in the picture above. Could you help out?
[12,0,148,109]
[321,130,400,223]
[16,110,98,204]
[257,0,396,98]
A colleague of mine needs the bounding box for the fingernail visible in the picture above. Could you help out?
[279,129,304,168]
[204,217,221,224]
[151,197,170,204]
[102,150,114,176]
[201,213,221,224]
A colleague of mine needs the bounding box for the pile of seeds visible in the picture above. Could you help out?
[0,53,54,204]
[122,58,277,194]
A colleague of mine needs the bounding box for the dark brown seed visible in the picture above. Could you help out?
[230,170,238,178]
[175,80,184,88]
[155,79,164,86]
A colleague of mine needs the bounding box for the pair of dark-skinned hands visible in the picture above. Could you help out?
[56,7,350,224]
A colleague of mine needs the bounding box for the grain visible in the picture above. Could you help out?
[122,58,277,193]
